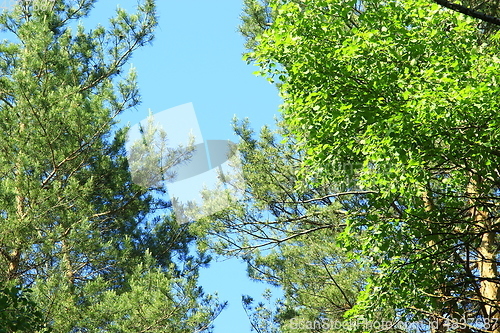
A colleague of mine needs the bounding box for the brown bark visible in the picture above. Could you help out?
[423,189,449,333]
[61,238,74,285]
[6,122,26,280]
[467,177,500,332]
[6,248,20,279]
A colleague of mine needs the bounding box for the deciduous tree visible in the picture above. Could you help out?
[247,0,500,331]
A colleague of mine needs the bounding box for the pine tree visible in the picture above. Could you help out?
[191,120,382,333]
[0,0,224,331]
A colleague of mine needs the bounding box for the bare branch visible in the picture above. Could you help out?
[275,190,377,204]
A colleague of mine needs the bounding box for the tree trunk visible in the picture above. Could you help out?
[423,189,449,333]
[467,177,500,332]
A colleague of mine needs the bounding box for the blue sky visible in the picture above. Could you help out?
[92,1,282,332]
[113,0,282,137]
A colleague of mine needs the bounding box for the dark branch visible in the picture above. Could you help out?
[276,190,377,205]
[433,0,500,26]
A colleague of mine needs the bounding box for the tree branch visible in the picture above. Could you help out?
[276,190,377,205]
[321,260,353,309]
[433,0,500,26]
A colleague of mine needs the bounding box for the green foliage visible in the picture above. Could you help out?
[191,120,397,332]
[32,251,225,333]
[127,111,195,189]
[0,0,224,331]
[242,290,281,333]
[249,0,500,330]
[240,0,273,53]
[0,284,49,333]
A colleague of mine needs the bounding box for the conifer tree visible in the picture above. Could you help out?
[192,120,384,332]
[0,0,224,331]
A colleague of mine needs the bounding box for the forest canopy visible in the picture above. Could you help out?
[2,0,500,332]
[200,0,500,332]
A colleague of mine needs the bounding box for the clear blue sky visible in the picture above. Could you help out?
[90,1,282,332]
